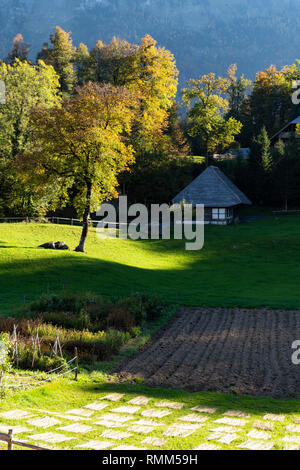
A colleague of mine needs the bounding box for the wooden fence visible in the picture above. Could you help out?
[0,430,49,450]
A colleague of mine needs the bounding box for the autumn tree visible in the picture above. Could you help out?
[19,83,137,253]
[182,73,242,160]
[37,27,76,94]
[0,59,61,215]
[91,35,178,150]
[250,65,291,138]
[6,34,30,64]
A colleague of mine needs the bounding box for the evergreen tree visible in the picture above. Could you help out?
[227,64,252,121]
[37,27,76,94]
[75,43,96,85]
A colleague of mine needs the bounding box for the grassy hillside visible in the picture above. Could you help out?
[0,217,300,316]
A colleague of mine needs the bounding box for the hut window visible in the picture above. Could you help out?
[212,208,226,220]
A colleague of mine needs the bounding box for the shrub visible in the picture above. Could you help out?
[63,330,130,361]
[29,291,100,314]
[106,308,136,332]
[117,292,166,323]
[15,344,67,372]
[0,333,12,373]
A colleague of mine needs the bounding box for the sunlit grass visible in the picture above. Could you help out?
[0,216,300,316]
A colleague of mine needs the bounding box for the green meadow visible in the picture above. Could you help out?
[0,217,300,316]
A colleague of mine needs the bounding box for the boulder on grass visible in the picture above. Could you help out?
[39,241,69,250]
[55,241,69,250]
[39,241,56,249]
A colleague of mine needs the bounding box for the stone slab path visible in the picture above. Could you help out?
[0,396,298,451]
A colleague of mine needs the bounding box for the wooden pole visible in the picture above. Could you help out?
[75,347,78,381]
[8,429,13,450]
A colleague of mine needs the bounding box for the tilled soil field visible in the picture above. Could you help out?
[116,308,300,398]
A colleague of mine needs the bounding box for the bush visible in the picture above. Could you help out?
[63,330,131,361]
[29,291,100,314]
[15,345,67,372]
[117,292,166,323]
[106,308,136,332]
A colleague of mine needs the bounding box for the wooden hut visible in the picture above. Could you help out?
[172,165,252,225]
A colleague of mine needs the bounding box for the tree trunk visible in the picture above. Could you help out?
[75,182,92,253]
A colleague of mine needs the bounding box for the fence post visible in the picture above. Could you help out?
[8,429,13,450]
[75,347,78,381]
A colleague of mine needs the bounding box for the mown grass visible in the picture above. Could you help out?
[1,374,300,450]
[0,217,300,316]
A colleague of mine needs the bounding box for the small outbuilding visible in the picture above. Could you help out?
[270,116,300,145]
[172,165,252,225]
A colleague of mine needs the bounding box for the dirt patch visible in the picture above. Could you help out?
[116,307,300,398]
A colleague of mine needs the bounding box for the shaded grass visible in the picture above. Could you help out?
[1,217,300,316]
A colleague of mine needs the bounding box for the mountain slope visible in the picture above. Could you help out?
[1,0,300,83]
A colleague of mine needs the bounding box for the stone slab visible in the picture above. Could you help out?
[0,425,29,434]
[128,396,150,406]
[247,430,271,441]
[97,414,134,423]
[141,409,171,418]
[100,394,124,402]
[164,424,200,438]
[253,421,274,432]
[239,440,274,450]
[101,430,133,440]
[217,433,239,445]
[178,414,208,424]
[191,406,217,414]
[128,425,155,434]
[67,409,94,418]
[207,432,224,441]
[95,420,125,428]
[283,444,299,450]
[30,432,73,444]
[84,403,108,412]
[0,410,32,420]
[210,426,239,434]
[110,406,140,415]
[142,437,166,447]
[223,410,250,418]
[76,440,113,450]
[57,424,95,433]
[155,401,183,410]
[263,414,285,422]
[131,419,163,427]
[27,417,60,428]
[113,445,146,450]
[286,425,300,434]
[283,435,300,445]
[194,443,220,450]
[214,417,247,427]
[55,414,88,422]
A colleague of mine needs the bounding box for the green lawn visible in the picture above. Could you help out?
[0,217,300,316]
[1,373,300,450]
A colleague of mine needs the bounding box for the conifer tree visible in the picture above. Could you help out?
[37,27,76,94]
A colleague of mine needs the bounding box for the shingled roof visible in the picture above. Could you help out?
[172,166,252,207]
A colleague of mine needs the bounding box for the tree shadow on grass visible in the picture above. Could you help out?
[71,379,300,416]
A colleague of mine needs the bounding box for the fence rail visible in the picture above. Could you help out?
[0,216,101,227]
[272,210,300,216]
[0,430,49,450]
[0,353,78,392]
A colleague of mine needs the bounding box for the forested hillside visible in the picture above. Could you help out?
[1,0,300,81]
